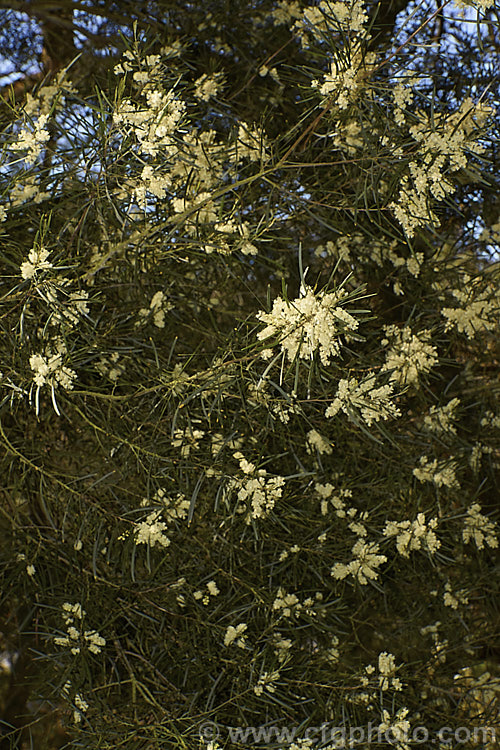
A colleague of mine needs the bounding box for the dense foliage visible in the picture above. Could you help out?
[0,1,499,748]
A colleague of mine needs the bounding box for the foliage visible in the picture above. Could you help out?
[0,1,499,748]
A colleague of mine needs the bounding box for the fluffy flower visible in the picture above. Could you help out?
[413,456,459,489]
[441,282,498,338]
[424,398,460,435]
[331,539,387,585]
[306,429,333,455]
[462,504,498,550]
[257,284,359,365]
[325,375,400,425]
[312,47,376,110]
[54,603,105,655]
[30,348,76,390]
[10,113,51,163]
[20,247,52,280]
[383,513,440,557]
[224,623,247,647]
[381,326,437,386]
[134,511,171,548]
[193,73,224,102]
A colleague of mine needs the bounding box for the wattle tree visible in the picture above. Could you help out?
[0,1,499,748]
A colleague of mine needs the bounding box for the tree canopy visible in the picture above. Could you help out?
[0,1,499,748]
